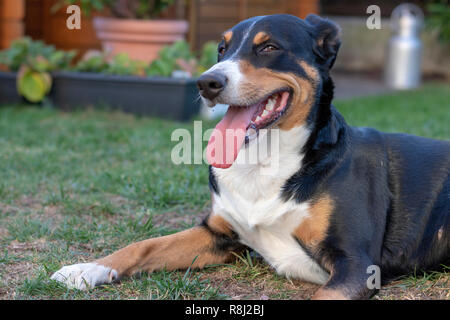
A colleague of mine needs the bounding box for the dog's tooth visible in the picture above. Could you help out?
[256,116,262,122]
[266,99,275,110]
[262,110,269,117]
[246,127,257,140]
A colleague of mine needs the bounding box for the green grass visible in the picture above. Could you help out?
[335,84,450,140]
[0,83,449,300]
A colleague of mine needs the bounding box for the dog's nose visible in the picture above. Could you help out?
[196,72,227,100]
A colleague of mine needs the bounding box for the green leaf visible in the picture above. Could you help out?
[17,66,51,103]
[41,72,53,94]
[29,56,51,72]
[0,37,75,71]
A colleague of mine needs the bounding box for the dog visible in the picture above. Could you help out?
[51,14,450,300]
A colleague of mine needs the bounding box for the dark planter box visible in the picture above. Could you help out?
[51,72,201,121]
[0,72,23,105]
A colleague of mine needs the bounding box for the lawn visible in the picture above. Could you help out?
[0,83,449,300]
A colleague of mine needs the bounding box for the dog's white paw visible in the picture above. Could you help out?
[51,263,118,290]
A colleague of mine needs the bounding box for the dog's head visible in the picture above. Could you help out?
[198,14,341,168]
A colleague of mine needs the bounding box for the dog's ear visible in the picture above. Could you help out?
[305,14,341,69]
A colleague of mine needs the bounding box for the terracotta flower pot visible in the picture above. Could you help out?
[0,0,25,49]
[93,17,189,63]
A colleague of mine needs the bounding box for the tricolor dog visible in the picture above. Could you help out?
[51,14,450,299]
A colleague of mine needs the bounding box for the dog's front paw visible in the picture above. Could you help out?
[51,263,118,290]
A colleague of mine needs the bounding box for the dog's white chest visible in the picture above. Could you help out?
[212,183,328,285]
[213,188,328,284]
[211,127,329,284]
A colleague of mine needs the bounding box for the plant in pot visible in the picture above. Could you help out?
[147,40,218,77]
[0,37,75,103]
[73,40,218,78]
[55,0,188,63]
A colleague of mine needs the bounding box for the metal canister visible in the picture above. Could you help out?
[385,3,424,89]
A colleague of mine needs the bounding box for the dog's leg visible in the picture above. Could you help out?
[311,255,378,300]
[51,214,243,290]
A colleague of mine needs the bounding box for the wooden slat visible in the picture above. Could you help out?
[321,0,426,17]
[188,0,198,50]
[199,5,239,19]
[193,0,320,49]
[24,0,44,39]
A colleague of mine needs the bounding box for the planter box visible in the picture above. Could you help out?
[0,72,23,104]
[51,72,200,121]
[0,71,201,121]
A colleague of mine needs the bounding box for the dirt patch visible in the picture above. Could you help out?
[0,262,36,299]
[17,195,42,208]
[376,275,450,300]
[152,210,204,230]
[0,195,63,220]
[0,203,25,216]
[201,259,320,300]
[106,194,138,208]
[202,258,450,300]
[0,195,43,213]
[0,239,50,299]
[207,271,319,300]
[0,227,9,239]
[7,239,49,252]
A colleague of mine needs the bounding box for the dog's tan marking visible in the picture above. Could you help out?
[278,61,319,130]
[317,37,324,47]
[96,219,236,277]
[311,288,349,300]
[207,213,233,236]
[438,227,443,241]
[223,30,233,43]
[299,60,319,82]
[294,195,334,248]
[253,31,270,45]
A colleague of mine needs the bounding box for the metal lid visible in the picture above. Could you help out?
[390,3,424,35]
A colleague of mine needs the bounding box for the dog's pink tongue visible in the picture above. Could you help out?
[207,105,257,168]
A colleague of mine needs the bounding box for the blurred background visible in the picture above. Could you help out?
[1,0,449,102]
[0,0,449,111]
[2,2,449,67]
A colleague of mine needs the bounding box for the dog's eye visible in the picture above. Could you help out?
[218,46,226,55]
[260,45,278,53]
